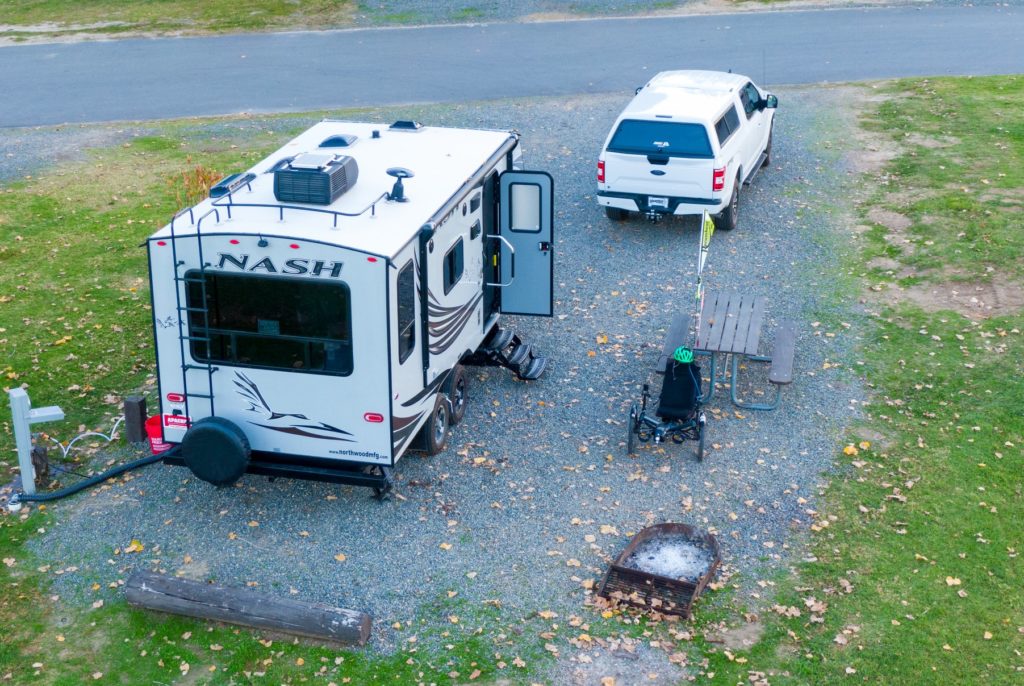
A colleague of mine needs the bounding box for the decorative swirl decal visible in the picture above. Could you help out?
[233,371,354,441]
[427,290,482,355]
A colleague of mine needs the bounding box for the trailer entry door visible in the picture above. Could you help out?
[497,170,554,316]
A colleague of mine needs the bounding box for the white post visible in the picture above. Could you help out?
[8,388,64,496]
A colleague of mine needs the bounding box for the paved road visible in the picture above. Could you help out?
[2,5,1021,127]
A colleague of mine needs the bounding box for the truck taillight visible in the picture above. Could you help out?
[712,166,726,192]
[597,160,605,183]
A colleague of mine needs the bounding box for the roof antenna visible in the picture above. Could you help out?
[387,167,414,203]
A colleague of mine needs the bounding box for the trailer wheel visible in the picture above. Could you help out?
[444,365,468,426]
[423,394,451,456]
[181,417,251,486]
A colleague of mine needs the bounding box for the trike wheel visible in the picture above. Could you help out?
[696,418,706,462]
[627,402,639,455]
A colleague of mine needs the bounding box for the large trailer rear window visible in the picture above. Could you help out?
[607,120,714,158]
[185,271,353,376]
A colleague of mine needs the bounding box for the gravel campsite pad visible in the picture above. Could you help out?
[24,87,864,675]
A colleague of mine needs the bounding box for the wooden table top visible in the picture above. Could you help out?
[695,292,766,356]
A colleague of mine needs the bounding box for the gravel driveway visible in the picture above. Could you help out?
[23,86,866,676]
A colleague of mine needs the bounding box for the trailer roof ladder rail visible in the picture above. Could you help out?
[167,202,218,423]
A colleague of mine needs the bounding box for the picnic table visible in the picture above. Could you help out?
[692,292,795,410]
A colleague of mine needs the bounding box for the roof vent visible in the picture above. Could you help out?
[273,153,359,205]
[209,172,256,198]
[390,120,423,131]
[319,134,357,148]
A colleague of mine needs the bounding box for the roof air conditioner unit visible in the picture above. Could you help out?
[273,153,359,205]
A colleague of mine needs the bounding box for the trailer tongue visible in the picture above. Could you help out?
[147,121,554,498]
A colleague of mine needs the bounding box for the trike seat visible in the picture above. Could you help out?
[656,360,702,421]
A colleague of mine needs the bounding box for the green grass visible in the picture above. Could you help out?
[0,125,290,466]
[678,76,1024,685]
[0,1,356,37]
[3,78,1022,683]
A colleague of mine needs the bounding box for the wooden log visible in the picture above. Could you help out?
[125,571,371,646]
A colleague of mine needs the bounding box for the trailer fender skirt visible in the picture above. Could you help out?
[182,417,251,487]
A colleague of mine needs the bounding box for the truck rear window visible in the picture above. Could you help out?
[607,120,713,159]
[185,271,353,376]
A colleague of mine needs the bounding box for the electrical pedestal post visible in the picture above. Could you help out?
[8,388,64,496]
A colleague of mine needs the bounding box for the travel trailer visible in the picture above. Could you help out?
[147,120,553,496]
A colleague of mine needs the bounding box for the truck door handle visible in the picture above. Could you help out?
[538,241,552,252]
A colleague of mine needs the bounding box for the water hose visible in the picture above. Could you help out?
[8,445,179,508]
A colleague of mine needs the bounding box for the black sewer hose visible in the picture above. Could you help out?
[9,446,180,507]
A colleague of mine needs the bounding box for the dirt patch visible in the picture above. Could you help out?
[866,257,902,272]
[903,132,960,149]
[856,428,893,452]
[866,207,915,256]
[866,208,911,232]
[707,621,764,651]
[877,276,1024,319]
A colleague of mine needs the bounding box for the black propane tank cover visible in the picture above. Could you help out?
[181,417,251,487]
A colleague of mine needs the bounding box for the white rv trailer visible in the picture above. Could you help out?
[146,120,554,496]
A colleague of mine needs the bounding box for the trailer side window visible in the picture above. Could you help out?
[443,238,464,295]
[184,271,353,376]
[397,261,416,364]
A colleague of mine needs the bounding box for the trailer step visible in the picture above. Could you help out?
[482,327,514,352]
[517,355,547,381]
[505,342,532,367]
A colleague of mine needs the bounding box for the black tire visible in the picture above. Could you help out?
[423,393,450,456]
[718,178,739,231]
[762,127,773,168]
[627,402,638,455]
[181,417,251,486]
[605,206,629,221]
[444,365,468,426]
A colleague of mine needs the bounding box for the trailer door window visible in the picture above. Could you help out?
[397,261,416,364]
[185,271,352,376]
[443,238,464,294]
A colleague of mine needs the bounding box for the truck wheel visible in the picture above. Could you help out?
[181,417,251,486]
[423,393,450,456]
[763,127,773,167]
[444,364,468,426]
[718,178,740,231]
[605,206,629,221]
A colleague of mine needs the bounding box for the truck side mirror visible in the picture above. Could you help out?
[764,94,779,109]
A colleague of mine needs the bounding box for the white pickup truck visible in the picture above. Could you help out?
[597,70,778,230]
